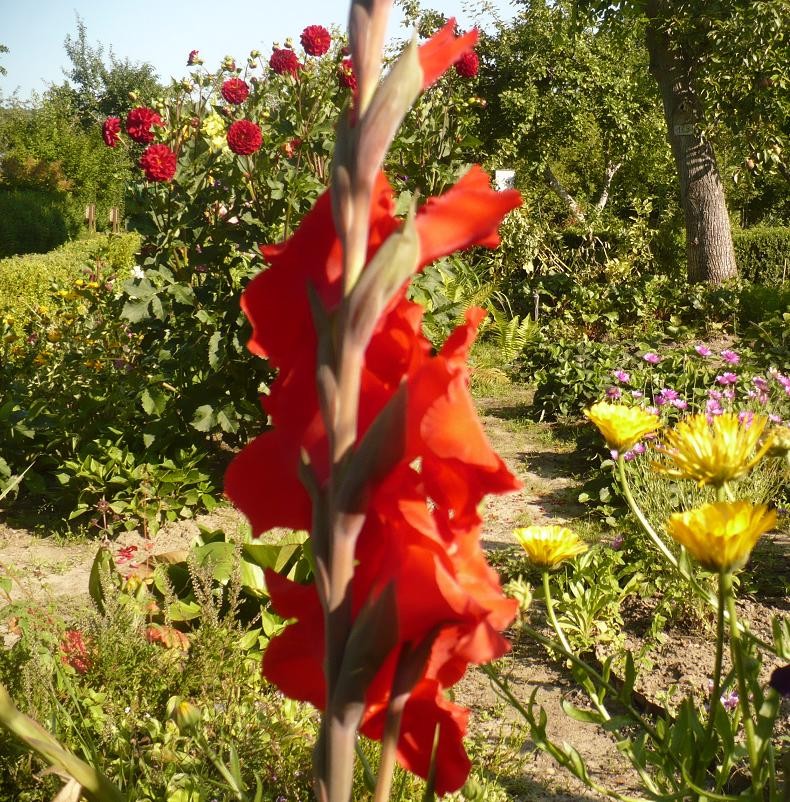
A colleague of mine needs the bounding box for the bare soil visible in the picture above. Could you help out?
[0,387,787,799]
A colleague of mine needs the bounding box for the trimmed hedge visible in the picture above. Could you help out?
[733,226,790,284]
[0,233,140,322]
[0,189,82,258]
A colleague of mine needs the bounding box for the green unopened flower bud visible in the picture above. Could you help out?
[128,90,139,102]
[181,79,194,92]
[250,49,261,59]
[285,37,294,49]
[166,696,202,732]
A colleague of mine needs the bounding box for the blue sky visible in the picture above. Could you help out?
[0,0,516,101]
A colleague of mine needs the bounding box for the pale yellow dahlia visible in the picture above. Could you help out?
[514,525,588,569]
[666,501,776,573]
[654,412,772,487]
[583,402,661,453]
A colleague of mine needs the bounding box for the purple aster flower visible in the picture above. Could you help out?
[695,344,712,357]
[646,406,660,416]
[738,410,754,427]
[613,369,631,383]
[706,398,723,416]
[631,390,644,399]
[623,450,636,461]
[708,389,723,400]
[656,388,679,406]
[606,386,622,400]
[610,534,624,550]
[632,442,646,455]
[671,398,688,410]
[720,690,739,712]
[753,376,769,392]
[720,349,740,365]
[643,352,661,364]
[723,388,735,400]
[716,372,738,386]
[769,414,782,423]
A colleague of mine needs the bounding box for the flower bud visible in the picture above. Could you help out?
[167,696,202,732]
[285,37,294,49]
[250,49,261,59]
[128,90,139,102]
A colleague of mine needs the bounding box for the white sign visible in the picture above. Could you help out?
[494,169,516,191]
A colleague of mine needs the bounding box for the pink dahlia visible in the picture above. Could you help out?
[227,119,262,155]
[300,25,331,57]
[221,77,250,105]
[102,116,121,147]
[455,50,479,78]
[270,48,300,76]
[139,144,177,182]
[125,107,163,144]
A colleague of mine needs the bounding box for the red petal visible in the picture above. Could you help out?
[416,165,522,267]
[224,429,311,535]
[418,20,478,90]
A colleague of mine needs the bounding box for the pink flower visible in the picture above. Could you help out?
[643,352,661,364]
[655,388,679,406]
[613,369,630,383]
[706,398,723,416]
[671,398,688,410]
[632,442,646,455]
[720,349,740,365]
[695,344,712,357]
[753,376,769,392]
[769,414,782,423]
[630,390,643,399]
[738,410,754,427]
[716,372,738,386]
[606,386,622,400]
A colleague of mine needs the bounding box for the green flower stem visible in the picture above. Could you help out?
[542,570,572,655]
[722,572,760,786]
[704,570,727,752]
[617,456,678,569]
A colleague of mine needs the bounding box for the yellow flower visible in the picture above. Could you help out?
[583,401,661,453]
[46,329,62,343]
[654,412,772,487]
[514,525,588,569]
[33,353,48,366]
[201,112,228,152]
[667,501,776,572]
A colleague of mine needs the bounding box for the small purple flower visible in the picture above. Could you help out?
[643,352,661,365]
[610,534,624,550]
[708,389,723,400]
[655,388,679,406]
[671,398,688,410]
[716,372,738,386]
[613,369,631,383]
[706,398,723,416]
[606,386,622,400]
[720,349,740,365]
[610,449,619,460]
[631,390,644,399]
[720,690,739,712]
[753,376,769,392]
[723,388,735,400]
[632,442,646,455]
[623,450,636,461]
[645,406,659,416]
[738,410,754,427]
[769,414,782,423]
[695,344,712,357]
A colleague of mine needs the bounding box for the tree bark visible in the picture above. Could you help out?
[543,163,586,223]
[593,161,622,213]
[645,1,737,284]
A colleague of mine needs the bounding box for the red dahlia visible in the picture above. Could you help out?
[139,144,177,182]
[338,58,357,91]
[300,25,331,56]
[227,120,262,155]
[221,77,250,104]
[269,48,300,76]
[102,116,121,147]
[125,107,163,144]
[454,50,479,78]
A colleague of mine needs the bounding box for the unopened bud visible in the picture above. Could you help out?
[167,696,202,732]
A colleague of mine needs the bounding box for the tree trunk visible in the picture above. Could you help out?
[645,1,737,284]
[543,163,586,223]
[593,161,622,213]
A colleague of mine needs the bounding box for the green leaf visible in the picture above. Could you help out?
[141,388,168,416]
[190,404,215,432]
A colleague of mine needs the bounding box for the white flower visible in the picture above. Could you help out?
[132,266,145,280]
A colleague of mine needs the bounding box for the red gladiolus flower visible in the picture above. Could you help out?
[125,106,163,144]
[269,48,300,76]
[225,167,521,792]
[102,116,121,147]
[300,24,331,56]
[418,19,478,89]
[221,77,249,105]
[61,630,92,674]
[338,58,357,91]
[227,120,262,155]
[454,50,479,78]
[139,144,177,182]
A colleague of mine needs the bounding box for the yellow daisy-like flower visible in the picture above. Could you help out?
[201,112,229,153]
[667,501,776,573]
[514,525,588,570]
[654,412,772,487]
[583,401,661,453]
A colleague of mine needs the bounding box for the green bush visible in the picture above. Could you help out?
[0,190,81,258]
[733,225,790,284]
[0,233,139,323]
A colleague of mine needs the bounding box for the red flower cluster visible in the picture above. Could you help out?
[338,58,357,91]
[227,120,262,155]
[102,116,121,147]
[455,50,479,78]
[300,24,331,56]
[61,629,92,674]
[226,168,521,794]
[221,77,250,105]
[269,47,300,76]
[125,106,163,144]
[283,137,302,158]
[139,144,177,182]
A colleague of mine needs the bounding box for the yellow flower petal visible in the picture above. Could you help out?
[667,501,776,573]
[514,525,588,569]
[655,413,771,487]
[583,402,661,453]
